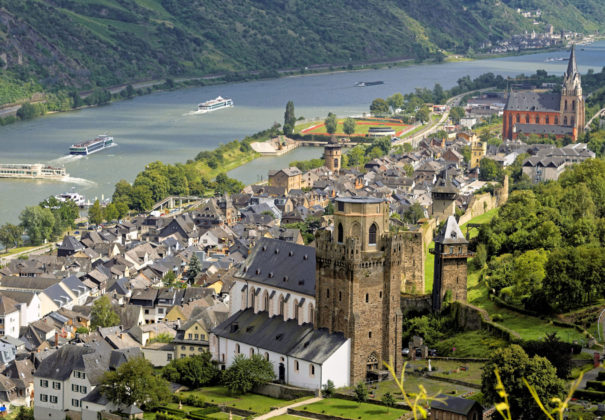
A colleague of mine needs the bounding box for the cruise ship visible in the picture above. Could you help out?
[0,163,68,180]
[55,192,86,207]
[69,135,114,155]
[197,96,234,113]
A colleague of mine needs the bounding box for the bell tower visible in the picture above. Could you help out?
[316,197,403,384]
[324,144,342,174]
[560,45,585,140]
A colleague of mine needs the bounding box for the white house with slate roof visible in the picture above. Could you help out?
[212,238,351,390]
[229,238,316,325]
[211,309,350,389]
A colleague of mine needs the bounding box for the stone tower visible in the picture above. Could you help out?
[431,179,458,222]
[324,145,342,174]
[431,216,470,312]
[560,44,585,139]
[316,197,403,384]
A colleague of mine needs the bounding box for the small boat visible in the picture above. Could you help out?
[355,81,384,87]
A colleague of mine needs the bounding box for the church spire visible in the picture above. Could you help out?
[566,44,578,78]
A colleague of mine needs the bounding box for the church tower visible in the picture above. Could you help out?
[315,197,403,384]
[560,45,585,140]
[324,144,342,174]
[431,216,470,312]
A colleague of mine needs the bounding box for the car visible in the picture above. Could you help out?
[428,349,438,357]
[402,348,410,356]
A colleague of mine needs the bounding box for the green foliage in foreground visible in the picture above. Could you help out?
[163,353,220,388]
[222,354,275,394]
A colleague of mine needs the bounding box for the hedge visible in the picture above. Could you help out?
[597,371,605,381]
[187,407,221,420]
[153,407,187,418]
[586,380,605,392]
[574,389,605,402]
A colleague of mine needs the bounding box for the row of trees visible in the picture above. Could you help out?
[0,196,80,248]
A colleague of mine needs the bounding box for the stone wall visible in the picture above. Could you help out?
[401,230,424,294]
[400,294,432,315]
[252,383,315,400]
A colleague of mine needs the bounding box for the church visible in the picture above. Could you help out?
[502,45,585,141]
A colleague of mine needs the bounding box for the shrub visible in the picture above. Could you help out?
[573,389,605,402]
[491,314,503,322]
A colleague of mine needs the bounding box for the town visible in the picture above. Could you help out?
[0,45,604,420]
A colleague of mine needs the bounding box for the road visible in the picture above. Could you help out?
[0,243,53,266]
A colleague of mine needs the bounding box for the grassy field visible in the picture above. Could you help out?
[179,386,310,414]
[298,398,407,420]
[296,117,410,137]
[192,148,259,180]
[0,244,48,259]
[432,330,508,359]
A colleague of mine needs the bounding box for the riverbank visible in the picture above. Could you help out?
[0,41,585,126]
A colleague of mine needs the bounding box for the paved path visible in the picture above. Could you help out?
[253,397,322,419]
[0,244,53,266]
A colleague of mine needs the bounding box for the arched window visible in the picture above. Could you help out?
[235,344,240,354]
[555,116,559,125]
[250,348,254,357]
[365,293,369,303]
[525,115,529,124]
[334,158,339,169]
[337,223,343,243]
[367,352,379,371]
[293,299,299,322]
[571,117,575,126]
[516,114,520,123]
[308,303,315,323]
[278,294,285,317]
[564,116,568,126]
[309,365,315,376]
[294,360,300,372]
[241,289,247,310]
[535,116,540,124]
[508,115,512,127]
[262,290,269,313]
[369,224,377,245]
[264,352,269,361]
[250,289,256,311]
[572,100,575,110]
[565,100,568,110]
[546,115,550,124]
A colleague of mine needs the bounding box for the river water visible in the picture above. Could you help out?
[0,42,603,223]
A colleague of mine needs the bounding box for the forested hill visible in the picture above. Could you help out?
[0,0,604,99]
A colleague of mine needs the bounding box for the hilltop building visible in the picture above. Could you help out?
[502,45,584,141]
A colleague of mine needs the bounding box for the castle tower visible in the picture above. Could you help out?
[560,45,585,140]
[324,145,342,174]
[431,179,458,222]
[431,216,470,312]
[316,197,403,384]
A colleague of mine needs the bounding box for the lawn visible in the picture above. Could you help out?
[431,330,508,359]
[298,398,407,420]
[179,386,311,414]
[0,245,45,258]
[297,117,410,137]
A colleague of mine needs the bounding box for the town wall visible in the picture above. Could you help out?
[400,230,424,294]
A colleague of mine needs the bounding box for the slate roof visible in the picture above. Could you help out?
[515,124,573,136]
[213,309,347,364]
[335,197,384,204]
[44,283,73,307]
[523,156,566,168]
[61,275,90,297]
[431,394,482,415]
[0,276,58,291]
[34,342,112,385]
[58,236,85,252]
[505,91,560,112]
[0,296,18,315]
[236,238,315,296]
[434,216,467,245]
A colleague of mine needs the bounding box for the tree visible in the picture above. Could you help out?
[370,137,391,156]
[115,202,129,219]
[76,326,90,334]
[432,83,445,104]
[415,107,430,124]
[162,353,220,387]
[19,206,55,245]
[186,254,202,283]
[113,180,133,207]
[16,103,37,120]
[382,392,395,412]
[15,406,34,420]
[163,271,176,284]
[214,173,244,195]
[449,106,466,124]
[88,200,104,225]
[481,345,565,419]
[104,203,119,222]
[322,379,335,398]
[347,145,366,167]
[354,382,368,403]
[403,163,414,177]
[91,295,120,329]
[479,158,504,182]
[283,101,296,136]
[324,112,338,135]
[387,93,404,112]
[101,357,171,409]
[370,98,389,115]
[0,223,22,252]
[403,203,425,224]
[222,354,275,394]
[343,117,356,135]
[130,185,154,211]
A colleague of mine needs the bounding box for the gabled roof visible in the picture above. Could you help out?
[505,91,560,112]
[0,295,19,315]
[236,238,315,296]
[431,394,482,415]
[58,236,85,252]
[434,216,467,245]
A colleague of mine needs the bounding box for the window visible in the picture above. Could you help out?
[546,115,550,124]
[449,246,454,254]
[572,100,575,110]
[167,353,173,361]
[365,293,369,303]
[190,346,194,351]
[337,201,344,212]
[310,365,315,377]
[40,380,48,388]
[369,223,377,245]
[516,114,520,123]
[571,117,575,126]
[81,386,87,394]
[181,345,186,350]
[264,352,269,361]
[50,396,58,404]
[334,158,339,169]
[201,334,206,340]
[40,394,48,402]
[337,223,343,243]
[338,291,342,301]
[379,291,383,298]
[72,384,79,392]
[195,334,199,340]
[555,117,559,125]
[565,100,568,110]
[198,347,203,351]
[235,344,240,354]
[326,288,330,299]
[525,115,529,123]
[294,360,299,372]
[188,333,193,339]
[250,348,254,357]
[564,116,568,125]
[369,331,372,338]
[72,399,80,408]
[144,309,149,314]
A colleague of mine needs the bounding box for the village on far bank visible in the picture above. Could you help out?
[0,47,605,420]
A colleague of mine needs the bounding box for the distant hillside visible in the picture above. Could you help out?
[0,0,603,103]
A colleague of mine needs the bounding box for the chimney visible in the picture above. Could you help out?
[54,331,59,348]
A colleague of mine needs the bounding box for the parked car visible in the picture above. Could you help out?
[402,348,410,356]
[428,349,438,357]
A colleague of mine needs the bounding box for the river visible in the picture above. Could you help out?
[0,42,603,223]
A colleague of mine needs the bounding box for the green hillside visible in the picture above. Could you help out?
[0,0,603,103]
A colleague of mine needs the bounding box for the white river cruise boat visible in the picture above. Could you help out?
[197,96,234,113]
[0,163,68,180]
